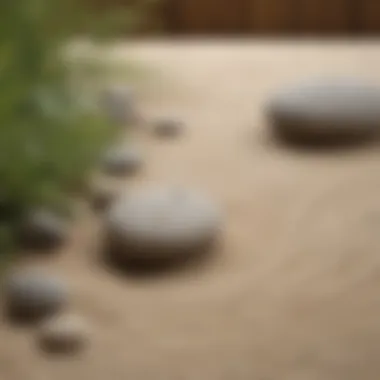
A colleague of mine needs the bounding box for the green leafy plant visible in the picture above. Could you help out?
[0,0,156,258]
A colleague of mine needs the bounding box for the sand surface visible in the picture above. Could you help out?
[2,39,380,379]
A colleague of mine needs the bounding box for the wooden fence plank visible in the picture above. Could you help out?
[177,0,246,33]
[296,0,353,34]
[358,0,380,33]
[247,0,296,33]
[89,0,380,35]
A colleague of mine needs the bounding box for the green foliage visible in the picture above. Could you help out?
[0,0,152,257]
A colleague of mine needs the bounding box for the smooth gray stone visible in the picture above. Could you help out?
[102,146,142,177]
[100,85,137,126]
[104,185,221,263]
[20,209,68,249]
[4,269,68,322]
[38,314,90,354]
[266,78,380,143]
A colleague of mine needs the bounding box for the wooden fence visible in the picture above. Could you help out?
[154,0,380,35]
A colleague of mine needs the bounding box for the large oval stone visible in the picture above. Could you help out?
[266,79,380,143]
[104,186,221,264]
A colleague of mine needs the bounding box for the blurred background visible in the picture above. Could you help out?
[3,2,380,379]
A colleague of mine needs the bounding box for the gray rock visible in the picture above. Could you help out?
[89,181,120,212]
[20,209,68,249]
[266,78,380,143]
[100,85,137,126]
[102,146,142,177]
[38,314,90,354]
[105,185,221,263]
[4,269,68,322]
[153,118,184,138]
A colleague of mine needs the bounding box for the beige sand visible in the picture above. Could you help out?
[2,39,380,379]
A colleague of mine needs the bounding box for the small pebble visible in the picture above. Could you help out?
[100,85,137,126]
[38,314,90,354]
[153,118,184,138]
[4,269,68,322]
[102,146,142,177]
[19,208,68,250]
[89,181,120,212]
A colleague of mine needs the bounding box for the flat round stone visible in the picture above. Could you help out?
[104,185,221,263]
[266,78,380,143]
